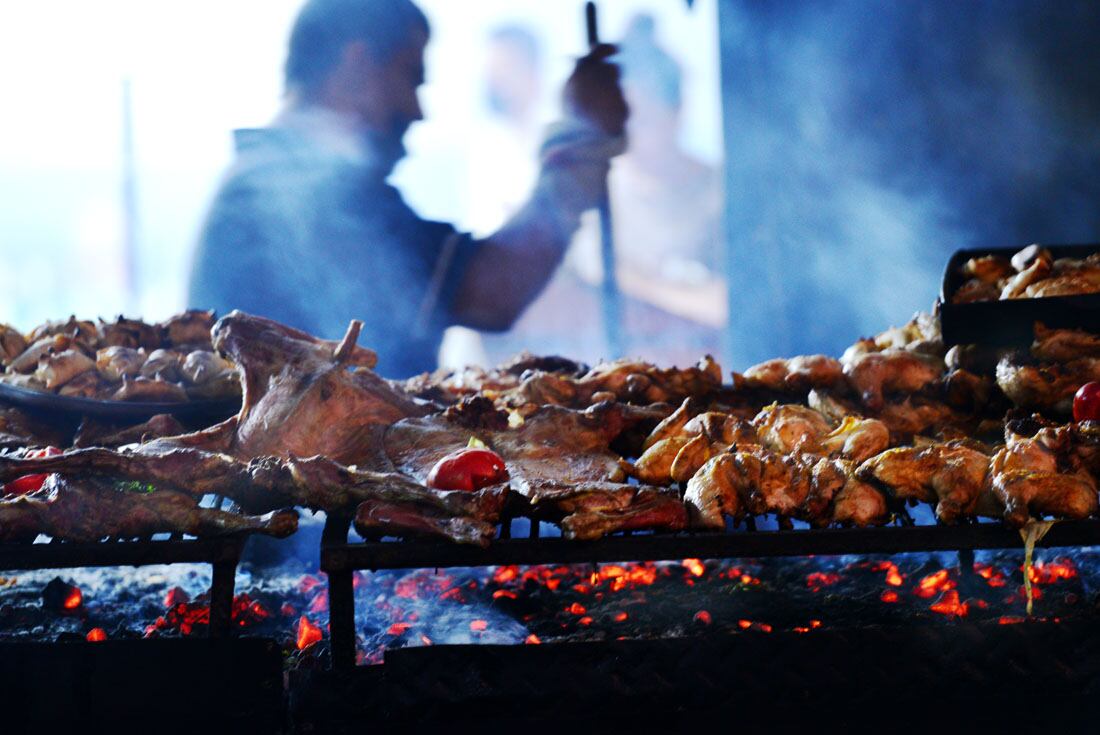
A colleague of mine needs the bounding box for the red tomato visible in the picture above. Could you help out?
[1074,382,1100,423]
[426,448,508,492]
[3,446,62,496]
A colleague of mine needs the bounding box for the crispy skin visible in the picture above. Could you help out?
[684,454,741,528]
[818,416,891,464]
[752,404,832,454]
[857,444,991,524]
[741,355,843,392]
[561,489,687,540]
[1032,324,1100,363]
[843,349,943,410]
[995,356,1100,413]
[98,316,162,351]
[991,466,1097,527]
[0,475,297,543]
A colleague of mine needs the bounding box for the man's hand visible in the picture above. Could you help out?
[563,44,628,136]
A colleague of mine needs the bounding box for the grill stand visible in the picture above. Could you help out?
[0,534,245,638]
[319,515,1100,670]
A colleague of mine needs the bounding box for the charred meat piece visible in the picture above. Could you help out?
[843,349,943,410]
[34,349,96,390]
[0,475,297,543]
[857,444,993,524]
[96,346,146,382]
[561,488,687,540]
[995,355,1100,413]
[160,309,216,349]
[26,316,98,352]
[140,349,183,382]
[98,316,162,350]
[0,323,27,362]
[7,334,73,374]
[112,377,189,403]
[354,497,498,546]
[740,355,843,392]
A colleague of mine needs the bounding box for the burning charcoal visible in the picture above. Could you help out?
[42,577,82,613]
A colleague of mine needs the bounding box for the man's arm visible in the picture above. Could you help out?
[450,45,628,332]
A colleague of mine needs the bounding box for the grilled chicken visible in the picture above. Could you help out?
[843,349,943,410]
[739,355,843,392]
[0,324,27,362]
[857,444,994,524]
[995,355,1100,413]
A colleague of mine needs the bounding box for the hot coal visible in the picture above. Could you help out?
[2,547,1099,667]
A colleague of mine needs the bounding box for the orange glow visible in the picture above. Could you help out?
[163,587,190,608]
[565,602,587,616]
[793,627,810,634]
[975,563,1007,588]
[737,619,752,629]
[914,569,955,599]
[757,623,773,633]
[806,572,841,590]
[682,558,706,577]
[929,590,969,617]
[871,561,904,586]
[492,566,519,583]
[880,590,899,603]
[809,619,821,629]
[1027,559,1077,585]
[612,611,629,623]
[420,635,433,646]
[578,616,593,626]
[470,620,488,632]
[525,634,541,645]
[85,628,106,642]
[739,574,761,586]
[62,586,83,610]
[296,616,322,650]
[694,610,712,625]
[492,589,517,600]
[387,622,412,635]
[998,615,1026,625]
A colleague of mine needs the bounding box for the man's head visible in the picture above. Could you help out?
[285,0,429,169]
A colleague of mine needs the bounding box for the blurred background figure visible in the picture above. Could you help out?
[480,12,724,368]
[188,0,628,378]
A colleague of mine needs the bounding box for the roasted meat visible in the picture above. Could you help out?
[0,474,297,543]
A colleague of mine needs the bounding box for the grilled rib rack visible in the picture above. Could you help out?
[319,513,1100,669]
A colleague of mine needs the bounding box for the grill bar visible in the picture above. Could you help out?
[319,516,1100,668]
[0,536,246,638]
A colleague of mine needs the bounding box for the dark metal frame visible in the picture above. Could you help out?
[319,514,1100,669]
[0,535,245,637]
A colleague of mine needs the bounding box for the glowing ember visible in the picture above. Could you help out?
[492,566,518,584]
[611,611,629,622]
[914,569,955,599]
[565,602,587,616]
[999,615,1026,625]
[880,590,899,603]
[682,558,706,577]
[296,616,323,650]
[806,572,841,591]
[694,610,712,625]
[578,616,593,626]
[975,563,1007,587]
[470,620,488,632]
[492,590,517,600]
[63,586,83,610]
[525,634,541,645]
[387,622,412,635]
[85,628,106,642]
[1027,559,1077,585]
[163,587,190,608]
[737,619,751,629]
[929,590,969,617]
[420,635,433,646]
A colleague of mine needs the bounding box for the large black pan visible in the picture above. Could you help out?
[938,243,1100,347]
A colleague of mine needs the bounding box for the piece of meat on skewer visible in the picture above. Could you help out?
[0,475,297,543]
[856,444,995,524]
[560,488,686,540]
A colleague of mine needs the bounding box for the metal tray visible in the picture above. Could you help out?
[939,243,1100,347]
[0,380,239,422]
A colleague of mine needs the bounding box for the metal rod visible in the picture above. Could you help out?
[319,520,1100,573]
[208,559,236,638]
[585,1,623,358]
[327,568,356,670]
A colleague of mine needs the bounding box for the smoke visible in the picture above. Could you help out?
[719,0,1100,365]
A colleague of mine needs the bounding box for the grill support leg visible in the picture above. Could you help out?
[209,559,236,638]
[328,568,356,670]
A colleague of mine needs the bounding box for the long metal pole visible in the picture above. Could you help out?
[585,2,623,359]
